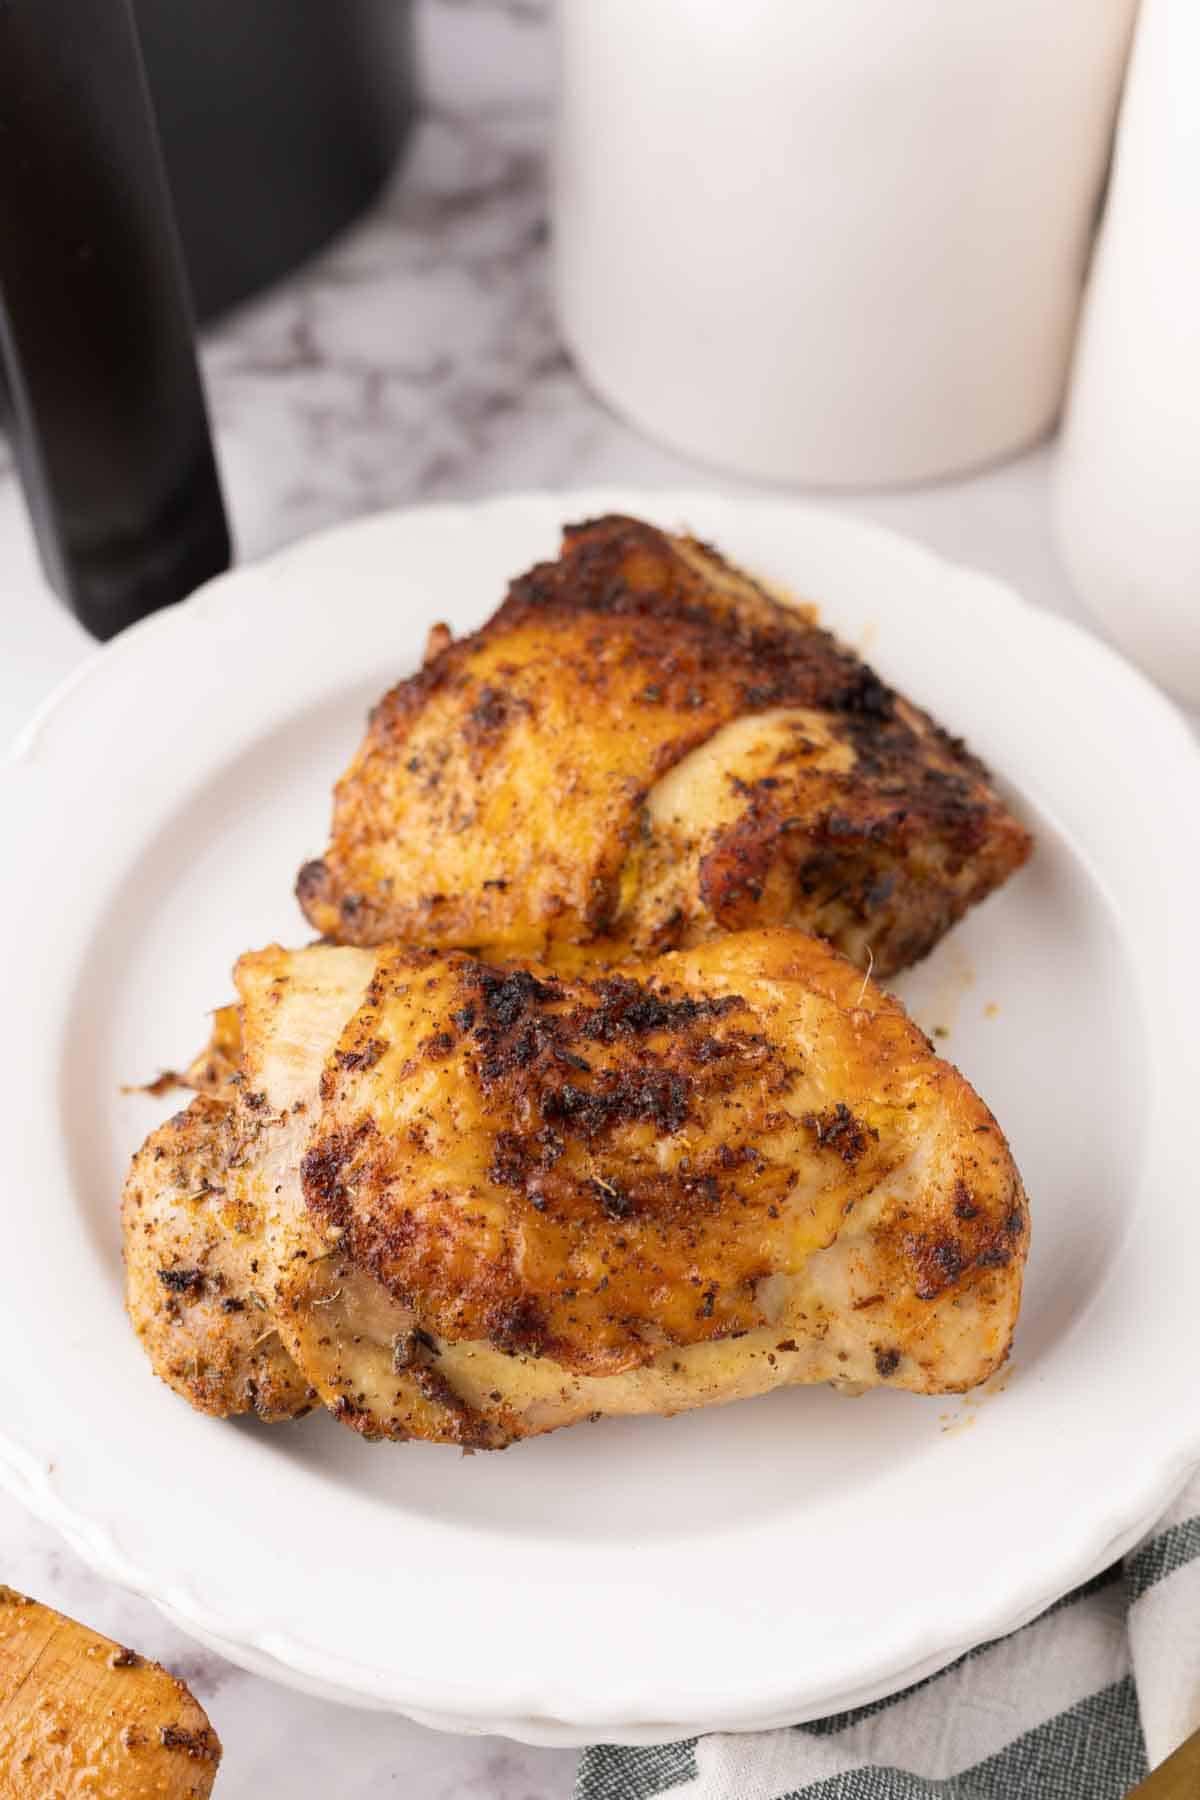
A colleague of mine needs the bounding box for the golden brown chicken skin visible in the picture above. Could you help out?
[125,930,1028,1449]
[302,933,1026,1414]
[297,517,1031,976]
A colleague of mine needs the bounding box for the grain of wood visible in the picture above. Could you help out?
[0,1586,220,1798]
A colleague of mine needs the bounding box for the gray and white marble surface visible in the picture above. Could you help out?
[0,3,1117,1794]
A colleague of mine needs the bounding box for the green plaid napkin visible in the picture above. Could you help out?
[576,1475,1200,1799]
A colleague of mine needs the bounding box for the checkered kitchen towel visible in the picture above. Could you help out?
[576,1473,1200,1799]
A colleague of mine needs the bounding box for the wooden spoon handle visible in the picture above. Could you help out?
[0,1585,221,1798]
[1127,1724,1200,1799]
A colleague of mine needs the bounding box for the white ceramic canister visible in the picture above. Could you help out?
[1055,0,1200,710]
[553,0,1138,488]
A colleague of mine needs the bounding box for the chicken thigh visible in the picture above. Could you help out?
[297,516,1031,976]
[124,930,1027,1448]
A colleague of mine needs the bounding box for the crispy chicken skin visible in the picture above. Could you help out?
[124,930,1027,1448]
[297,517,1031,976]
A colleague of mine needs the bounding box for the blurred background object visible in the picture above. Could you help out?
[555,0,1139,488]
[0,0,413,641]
[133,0,415,323]
[1055,0,1200,710]
[0,0,230,642]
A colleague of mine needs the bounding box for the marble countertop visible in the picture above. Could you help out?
[0,13,1119,1795]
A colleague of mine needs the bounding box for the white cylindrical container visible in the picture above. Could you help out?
[1055,0,1200,710]
[554,0,1138,488]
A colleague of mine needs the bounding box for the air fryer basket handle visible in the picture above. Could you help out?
[0,0,229,640]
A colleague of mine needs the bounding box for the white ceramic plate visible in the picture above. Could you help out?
[2,491,1199,1748]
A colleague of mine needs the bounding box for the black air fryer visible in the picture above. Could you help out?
[0,0,415,639]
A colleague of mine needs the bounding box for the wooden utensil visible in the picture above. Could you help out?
[0,1586,220,1797]
[1128,1725,1200,1799]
